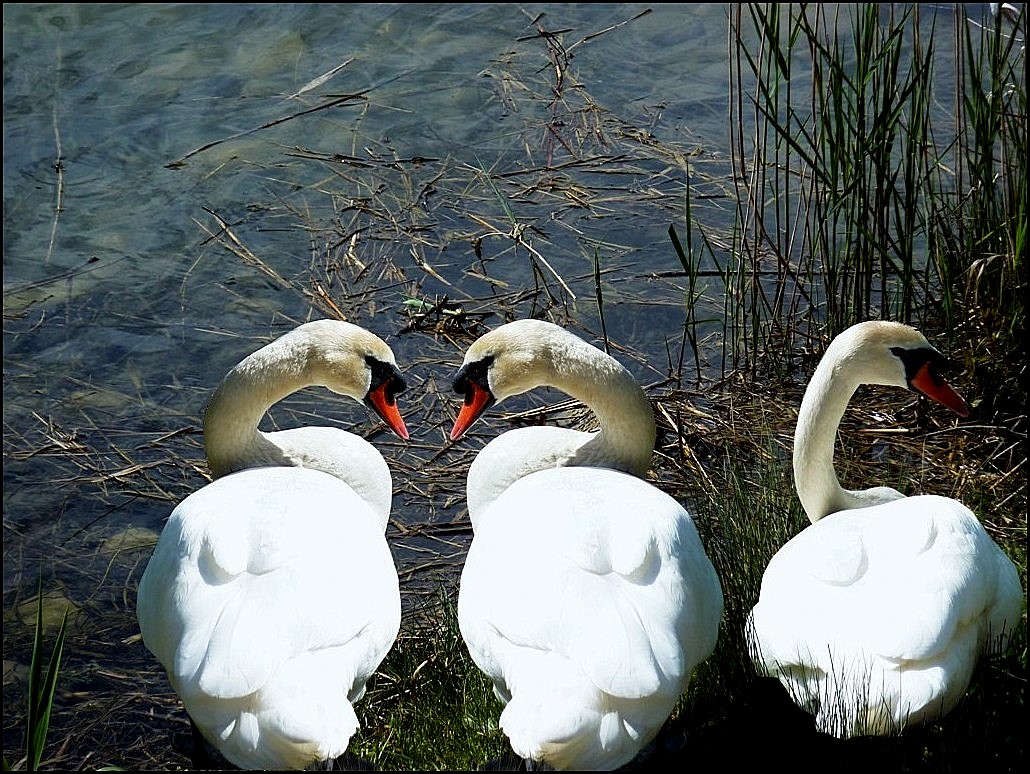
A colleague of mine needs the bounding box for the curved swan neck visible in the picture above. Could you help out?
[792,361,859,522]
[203,336,313,478]
[793,327,910,522]
[544,335,656,476]
[457,322,659,522]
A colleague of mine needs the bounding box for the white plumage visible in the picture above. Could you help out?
[746,320,1023,739]
[450,319,723,770]
[136,320,409,770]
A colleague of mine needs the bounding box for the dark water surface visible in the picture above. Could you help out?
[4,1,732,594]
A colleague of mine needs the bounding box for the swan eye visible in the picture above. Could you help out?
[366,356,407,403]
[453,356,493,398]
[890,346,950,387]
[890,344,969,416]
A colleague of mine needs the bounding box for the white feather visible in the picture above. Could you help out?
[451,320,723,770]
[137,320,405,770]
[746,321,1022,739]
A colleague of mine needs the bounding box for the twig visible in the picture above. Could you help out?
[46,44,65,266]
[281,57,355,101]
[167,92,370,167]
[198,208,294,289]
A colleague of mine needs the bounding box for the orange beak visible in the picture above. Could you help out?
[450,382,494,441]
[366,382,409,440]
[911,363,970,418]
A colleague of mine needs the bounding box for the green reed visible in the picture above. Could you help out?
[721,3,1026,379]
[950,3,1027,361]
[4,578,68,773]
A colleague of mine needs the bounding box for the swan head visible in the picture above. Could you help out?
[202,320,410,481]
[293,320,410,440]
[793,321,970,521]
[828,321,970,416]
[449,320,572,440]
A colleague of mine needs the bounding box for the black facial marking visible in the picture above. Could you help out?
[453,355,494,400]
[367,355,407,404]
[890,346,950,388]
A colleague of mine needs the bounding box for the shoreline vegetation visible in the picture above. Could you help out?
[3,5,1025,771]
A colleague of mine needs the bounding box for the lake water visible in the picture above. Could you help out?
[4,1,737,609]
[2,2,1004,768]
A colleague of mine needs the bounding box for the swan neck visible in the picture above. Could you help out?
[792,355,859,522]
[203,343,310,478]
[549,341,656,476]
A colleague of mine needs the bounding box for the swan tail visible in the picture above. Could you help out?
[498,665,667,771]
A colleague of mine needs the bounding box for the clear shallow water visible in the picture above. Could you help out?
[3,1,735,599]
[3,0,734,721]
[2,2,1000,768]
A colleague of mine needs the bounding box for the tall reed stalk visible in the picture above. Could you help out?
[726,3,1026,381]
[947,3,1027,397]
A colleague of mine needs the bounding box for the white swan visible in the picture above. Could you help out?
[136,319,409,770]
[450,319,724,770]
[746,320,1023,739]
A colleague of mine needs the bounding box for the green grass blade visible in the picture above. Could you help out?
[25,578,69,772]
